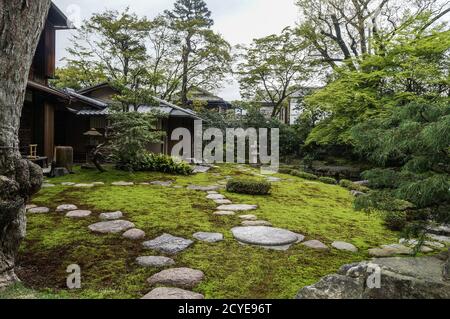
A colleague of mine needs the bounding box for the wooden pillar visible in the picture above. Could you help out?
[43,102,54,160]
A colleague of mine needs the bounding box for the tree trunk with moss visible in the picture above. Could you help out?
[0,0,51,289]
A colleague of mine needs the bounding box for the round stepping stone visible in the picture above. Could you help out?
[27,207,49,214]
[214,199,232,204]
[123,228,146,240]
[242,220,273,227]
[332,241,358,252]
[206,194,225,200]
[66,210,92,218]
[231,226,299,247]
[26,204,37,210]
[100,211,123,220]
[142,287,204,300]
[147,268,205,289]
[88,220,135,234]
[136,256,175,268]
[74,183,94,188]
[214,211,235,216]
[239,214,257,221]
[368,244,413,257]
[56,204,78,212]
[112,181,134,186]
[217,204,258,211]
[187,185,220,191]
[302,240,329,250]
[193,232,224,243]
[143,234,194,254]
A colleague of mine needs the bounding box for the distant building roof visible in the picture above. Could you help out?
[188,87,233,109]
[76,82,116,95]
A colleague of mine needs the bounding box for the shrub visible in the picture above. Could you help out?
[227,179,271,195]
[127,153,193,175]
[339,179,370,192]
[383,211,408,231]
[290,170,318,180]
[278,168,293,175]
[319,176,338,185]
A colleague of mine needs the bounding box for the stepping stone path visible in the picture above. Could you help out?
[232,226,301,250]
[242,220,272,227]
[100,211,123,220]
[368,244,413,257]
[26,204,37,210]
[214,199,232,205]
[27,207,49,214]
[66,210,92,218]
[399,238,445,249]
[193,232,224,243]
[92,182,105,186]
[143,233,193,255]
[426,234,450,244]
[332,241,358,253]
[56,204,78,212]
[147,268,205,289]
[61,182,76,186]
[206,194,225,200]
[207,191,218,194]
[74,183,94,188]
[239,214,257,221]
[142,287,204,300]
[214,211,235,216]
[136,256,175,268]
[88,220,135,234]
[217,204,258,212]
[123,228,146,240]
[151,181,173,187]
[188,185,220,191]
[112,181,134,186]
[42,183,55,188]
[302,240,329,251]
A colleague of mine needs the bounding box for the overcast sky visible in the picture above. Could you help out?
[53,0,300,100]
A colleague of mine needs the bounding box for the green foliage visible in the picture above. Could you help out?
[278,168,294,175]
[318,176,338,185]
[339,179,370,192]
[226,179,272,195]
[129,153,193,175]
[107,111,165,170]
[383,211,408,231]
[290,170,318,180]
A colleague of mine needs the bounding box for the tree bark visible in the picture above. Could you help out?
[0,0,51,289]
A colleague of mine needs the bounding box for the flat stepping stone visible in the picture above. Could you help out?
[136,256,175,268]
[56,204,78,212]
[143,234,194,254]
[66,210,92,218]
[239,214,257,221]
[206,194,225,200]
[368,244,413,257]
[187,185,220,191]
[302,240,329,250]
[426,234,450,244]
[112,181,134,186]
[147,268,205,289]
[151,181,173,187]
[42,183,56,188]
[232,226,299,247]
[26,204,37,210]
[242,220,272,227]
[427,224,450,236]
[207,191,218,194]
[27,207,49,214]
[100,211,123,220]
[88,220,135,234]
[332,241,358,252]
[74,183,94,188]
[193,232,224,243]
[217,204,258,211]
[93,182,105,186]
[123,228,146,240]
[142,287,204,300]
[214,199,232,204]
[214,211,235,216]
[399,238,445,249]
[61,182,76,186]
[172,185,184,189]
[192,166,211,174]
[267,177,281,182]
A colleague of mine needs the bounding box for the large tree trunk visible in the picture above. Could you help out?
[0,0,51,289]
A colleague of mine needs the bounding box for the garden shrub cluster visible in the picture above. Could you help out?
[126,152,193,175]
[227,179,271,195]
[318,176,337,185]
[339,179,370,192]
[290,170,318,180]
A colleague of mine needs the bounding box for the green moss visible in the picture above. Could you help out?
[12,164,400,299]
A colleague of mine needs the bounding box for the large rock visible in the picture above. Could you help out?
[296,255,450,299]
[88,220,135,234]
[136,256,175,268]
[147,268,205,289]
[143,233,194,254]
[142,287,204,300]
[217,204,258,212]
[231,226,299,247]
